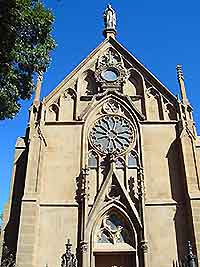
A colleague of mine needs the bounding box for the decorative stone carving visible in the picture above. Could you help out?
[63,88,76,101]
[61,239,77,267]
[128,176,139,200]
[80,241,88,253]
[139,240,148,253]
[102,99,124,115]
[96,212,133,246]
[164,102,177,120]
[99,49,121,67]
[89,115,135,156]
[138,168,145,198]
[75,167,89,203]
[115,157,125,169]
[146,87,160,99]
[48,100,60,121]
[95,48,129,91]
[105,184,121,201]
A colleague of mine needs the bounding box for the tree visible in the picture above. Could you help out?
[0,0,56,120]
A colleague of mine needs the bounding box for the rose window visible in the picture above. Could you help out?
[89,115,135,155]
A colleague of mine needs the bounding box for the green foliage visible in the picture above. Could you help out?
[0,0,56,120]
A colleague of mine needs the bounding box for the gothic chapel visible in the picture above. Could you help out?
[1,5,200,267]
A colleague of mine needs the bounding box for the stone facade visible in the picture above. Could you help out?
[1,7,200,267]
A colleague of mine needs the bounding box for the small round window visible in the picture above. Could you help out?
[101,68,118,82]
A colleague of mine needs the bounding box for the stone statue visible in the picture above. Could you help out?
[104,4,116,30]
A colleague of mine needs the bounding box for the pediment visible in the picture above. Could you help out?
[44,37,177,106]
[42,37,179,123]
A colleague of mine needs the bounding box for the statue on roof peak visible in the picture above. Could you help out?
[104,4,116,30]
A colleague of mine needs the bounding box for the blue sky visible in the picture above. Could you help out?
[1,0,200,214]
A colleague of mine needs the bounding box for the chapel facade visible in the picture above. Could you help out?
[1,5,200,267]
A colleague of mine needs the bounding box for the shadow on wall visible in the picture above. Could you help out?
[166,139,195,261]
[1,139,28,265]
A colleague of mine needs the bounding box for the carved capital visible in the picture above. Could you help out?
[140,240,148,253]
[80,241,88,253]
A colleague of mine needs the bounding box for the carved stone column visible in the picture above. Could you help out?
[76,167,89,267]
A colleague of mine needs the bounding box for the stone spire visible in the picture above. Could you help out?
[103,4,117,39]
[176,64,189,105]
[33,70,44,108]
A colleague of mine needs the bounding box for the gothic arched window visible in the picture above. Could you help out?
[128,152,138,168]
[95,211,135,247]
[116,157,125,169]
[88,151,98,169]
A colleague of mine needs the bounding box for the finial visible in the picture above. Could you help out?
[103,4,117,39]
[61,238,77,267]
[34,69,44,108]
[65,238,72,253]
[176,64,189,105]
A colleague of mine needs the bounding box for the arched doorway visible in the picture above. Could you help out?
[93,210,137,267]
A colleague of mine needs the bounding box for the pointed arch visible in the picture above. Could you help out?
[79,69,98,96]
[165,103,177,121]
[80,92,144,175]
[128,68,146,96]
[86,171,142,233]
[59,88,77,120]
[116,157,125,169]
[128,150,139,168]
[92,206,137,250]
[146,86,164,120]
[83,92,143,126]
[46,102,60,121]
[86,203,140,267]
[88,150,99,169]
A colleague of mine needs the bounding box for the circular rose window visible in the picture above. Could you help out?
[101,68,119,82]
[89,115,135,155]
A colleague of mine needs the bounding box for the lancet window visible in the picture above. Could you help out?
[128,151,138,168]
[116,157,125,169]
[88,151,98,169]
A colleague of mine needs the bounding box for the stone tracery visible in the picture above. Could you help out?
[89,115,135,155]
[96,211,134,246]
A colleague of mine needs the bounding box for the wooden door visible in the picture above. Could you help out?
[95,253,135,267]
